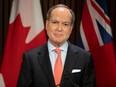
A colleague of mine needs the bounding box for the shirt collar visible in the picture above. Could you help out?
[47,41,68,53]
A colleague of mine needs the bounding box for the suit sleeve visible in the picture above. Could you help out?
[17,53,33,87]
[82,55,96,87]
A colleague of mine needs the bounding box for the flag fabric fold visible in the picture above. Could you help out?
[0,0,47,87]
[77,0,116,87]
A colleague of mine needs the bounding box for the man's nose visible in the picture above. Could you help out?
[57,23,63,31]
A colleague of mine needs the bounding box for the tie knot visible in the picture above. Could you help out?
[54,48,61,55]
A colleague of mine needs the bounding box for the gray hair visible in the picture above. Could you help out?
[46,4,75,26]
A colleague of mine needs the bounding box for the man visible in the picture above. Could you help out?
[17,4,96,87]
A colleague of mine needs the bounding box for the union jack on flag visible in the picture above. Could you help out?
[77,0,116,87]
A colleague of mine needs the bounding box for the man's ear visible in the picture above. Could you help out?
[45,20,49,30]
[70,25,73,33]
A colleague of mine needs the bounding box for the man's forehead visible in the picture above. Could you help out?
[51,7,71,14]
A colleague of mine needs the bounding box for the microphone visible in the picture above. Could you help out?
[56,82,79,87]
[72,82,79,87]
[25,80,32,87]
[55,73,79,87]
[55,73,70,87]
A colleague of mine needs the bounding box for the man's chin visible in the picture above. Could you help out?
[55,41,65,47]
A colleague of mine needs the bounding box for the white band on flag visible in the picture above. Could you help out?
[80,23,89,51]
[0,73,5,87]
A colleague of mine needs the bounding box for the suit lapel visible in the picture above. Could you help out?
[37,43,79,87]
[61,43,79,87]
[37,44,56,87]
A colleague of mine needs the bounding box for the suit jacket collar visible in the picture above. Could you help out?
[37,44,56,87]
[37,42,79,87]
[60,42,79,87]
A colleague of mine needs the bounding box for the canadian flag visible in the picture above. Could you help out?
[0,0,47,87]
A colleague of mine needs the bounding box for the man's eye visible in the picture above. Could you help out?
[52,21,57,24]
[64,23,70,26]
[64,24,68,26]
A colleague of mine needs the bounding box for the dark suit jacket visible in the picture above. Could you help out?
[17,42,96,87]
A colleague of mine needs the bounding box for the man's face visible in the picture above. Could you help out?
[46,7,73,47]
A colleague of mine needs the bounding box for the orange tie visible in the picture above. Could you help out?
[54,48,63,86]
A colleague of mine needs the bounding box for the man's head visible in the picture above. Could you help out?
[46,4,75,47]
[46,4,75,26]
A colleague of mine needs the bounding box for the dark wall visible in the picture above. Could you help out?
[0,0,116,65]
[0,0,12,65]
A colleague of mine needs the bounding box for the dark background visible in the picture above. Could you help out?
[0,0,116,65]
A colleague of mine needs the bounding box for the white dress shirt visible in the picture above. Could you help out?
[47,41,68,74]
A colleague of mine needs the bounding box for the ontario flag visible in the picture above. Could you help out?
[77,0,116,87]
[0,0,47,87]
